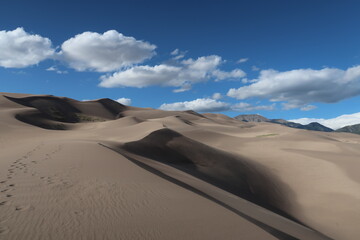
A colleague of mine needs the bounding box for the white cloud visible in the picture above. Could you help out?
[290,112,360,130]
[227,66,360,110]
[237,58,248,63]
[46,66,68,74]
[170,49,179,55]
[173,84,192,93]
[212,69,246,81]
[170,48,186,60]
[281,102,303,110]
[300,105,317,111]
[252,66,260,71]
[173,54,185,60]
[0,27,54,68]
[116,97,132,105]
[159,98,275,113]
[99,55,246,90]
[60,30,156,72]
[232,102,275,112]
[46,66,57,71]
[159,98,230,112]
[212,93,222,100]
[100,64,182,88]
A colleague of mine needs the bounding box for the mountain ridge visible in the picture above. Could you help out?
[336,123,360,134]
[234,114,334,132]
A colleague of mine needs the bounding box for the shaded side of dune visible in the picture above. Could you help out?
[120,128,297,220]
[4,95,127,130]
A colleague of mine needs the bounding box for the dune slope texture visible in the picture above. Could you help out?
[1,93,360,240]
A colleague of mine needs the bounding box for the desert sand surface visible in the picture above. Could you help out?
[1,92,360,240]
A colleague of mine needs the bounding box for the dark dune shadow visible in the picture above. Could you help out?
[100,142,332,240]
[121,128,297,218]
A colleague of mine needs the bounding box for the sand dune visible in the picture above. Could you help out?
[1,93,360,239]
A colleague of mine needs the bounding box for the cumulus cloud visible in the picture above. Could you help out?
[159,98,230,112]
[232,102,276,111]
[159,98,275,113]
[100,64,181,88]
[212,93,222,100]
[116,97,132,105]
[0,27,54,68]
[237,58,248,64]
[227,66,360,109]
[212,69,246,81]
[60,30,156,72]
[290,112,360,130]
[100,55,246,90]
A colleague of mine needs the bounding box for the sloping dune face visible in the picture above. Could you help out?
[121,128,294,213]
[1,93,360,240]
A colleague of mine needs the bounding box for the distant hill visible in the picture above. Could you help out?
[335,123,360,134]
[235,114,334,132]
[234,114,269,122]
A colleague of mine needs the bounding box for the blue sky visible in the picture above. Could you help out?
[1,0,360,128]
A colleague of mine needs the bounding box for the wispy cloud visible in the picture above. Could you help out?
[170,48,186,60]
[251,66,260,71]
[237,58,248,64]
[232,102,275,111]
[46,66,68,74]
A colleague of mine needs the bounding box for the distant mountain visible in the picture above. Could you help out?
[269,119,289,124]
[235,114,334,132]
[301,122,334,132]
[335,123,360,134]
[234,114,269,122]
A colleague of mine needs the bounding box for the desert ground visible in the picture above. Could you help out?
[1,92,360,240]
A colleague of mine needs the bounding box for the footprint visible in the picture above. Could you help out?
[74,210,85,216]
[0,226,9,235]
[1,189,9,193]
[8,184,14,187]
[0,201,7,206]
[6,194,12,198]
[0,181,6,184]
[15,205,34,212]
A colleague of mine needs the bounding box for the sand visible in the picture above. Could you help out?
[1,92,359,240]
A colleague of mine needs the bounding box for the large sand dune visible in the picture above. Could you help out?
[1,92,360,240]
